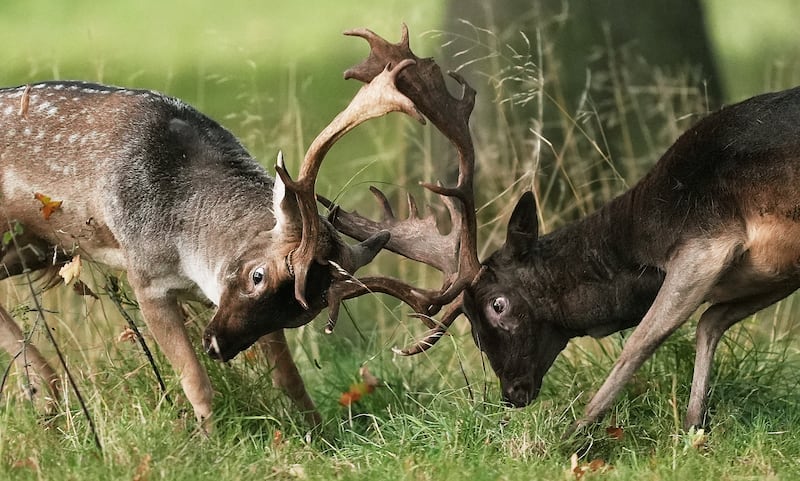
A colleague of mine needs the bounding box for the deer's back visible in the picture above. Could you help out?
[625,86,800,294]
[0,81,267,272]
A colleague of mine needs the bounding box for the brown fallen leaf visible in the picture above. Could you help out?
[117,327,137,344]
[359,365,381,391]
[569,453,613,480]
[606,424,624,441]
[132,453,151,481]
[12,457,39,472]
[339,366,383,406]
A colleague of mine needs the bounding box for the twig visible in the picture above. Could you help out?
[104,276,172,406]
[22,271,103,452]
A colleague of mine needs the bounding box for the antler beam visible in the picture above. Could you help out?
[323,25,482,352]
[279,59,424,309]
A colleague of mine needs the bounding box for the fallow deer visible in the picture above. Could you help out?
[0,58,423,430]
[323,26,800,434]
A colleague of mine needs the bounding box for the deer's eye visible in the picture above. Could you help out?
[252,267,266,286]
[491,296,508,314]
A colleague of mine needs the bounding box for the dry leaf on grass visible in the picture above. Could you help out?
[339,366,382,406]
[606,424,624,441]
[12,457,39,472]
[569,453,613,479]
[133,453,152,481]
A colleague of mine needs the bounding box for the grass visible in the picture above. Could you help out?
[4,2,800,480]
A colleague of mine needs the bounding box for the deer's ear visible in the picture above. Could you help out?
[271,151,302,236]
[505,191,539,257]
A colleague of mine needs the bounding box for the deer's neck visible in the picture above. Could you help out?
[173,175,277,306]
[536,191,665,337]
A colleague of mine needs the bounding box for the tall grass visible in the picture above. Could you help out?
[3,10,800,481]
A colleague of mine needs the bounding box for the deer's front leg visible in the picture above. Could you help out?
[571,239,741,435]
[129,279,214,431]
[258,330,322,429]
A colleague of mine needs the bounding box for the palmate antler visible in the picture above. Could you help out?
[322,24,482,354]
[278,58,425,309]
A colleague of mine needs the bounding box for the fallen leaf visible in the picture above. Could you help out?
[339,389,362,406]
[132,453,151,481]
[606,424,624,441]
[690,428,708,450]
[272,429,283,448]
[568,453,613,480]
[339,367,383,406]
[12,457,39,471]
[34,192,63,220]
[117,327,137,344]
[287,464,306,479]
[58,255,81,285]
[359,365,381,392]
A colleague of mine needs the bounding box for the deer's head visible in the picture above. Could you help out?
[460,192,574,407]
[202,59,421,362]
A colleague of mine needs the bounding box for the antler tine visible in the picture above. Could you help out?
[392,299,464,356]
[279,58,424,309]
[323,273,447,334]
[320,189,455,275]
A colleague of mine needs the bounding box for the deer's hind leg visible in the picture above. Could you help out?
[0,237,62,408]
[258,330,322,429]
[686,286,799,429]
[0,303,61,408]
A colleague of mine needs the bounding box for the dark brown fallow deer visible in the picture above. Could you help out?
[324,26,800,434]
[0,58,422,430]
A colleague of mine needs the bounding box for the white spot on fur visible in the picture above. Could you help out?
[68,134,79,143]
[1,169,30,198]
[2,105,12,116]
[35,101,52,113]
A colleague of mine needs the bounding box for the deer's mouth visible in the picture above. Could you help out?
[202,329,260,362]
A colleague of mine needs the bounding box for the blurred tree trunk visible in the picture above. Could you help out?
[433,0,722,224]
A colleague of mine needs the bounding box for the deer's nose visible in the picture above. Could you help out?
[502,381,535,408]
